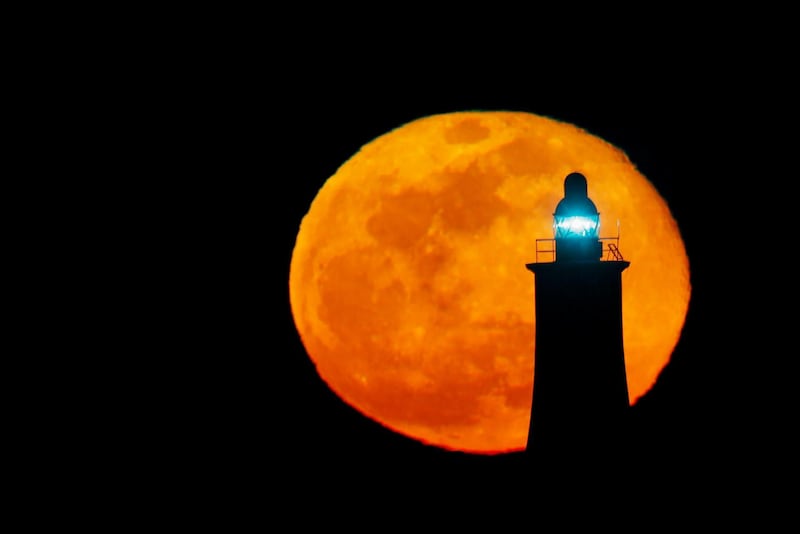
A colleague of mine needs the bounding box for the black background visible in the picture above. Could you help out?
[27,12,794,528]
[263,80,774,505]
[161,48,788,522]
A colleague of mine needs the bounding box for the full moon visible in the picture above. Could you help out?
[289,110,691,454]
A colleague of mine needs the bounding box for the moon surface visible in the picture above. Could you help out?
[289,111,691,454]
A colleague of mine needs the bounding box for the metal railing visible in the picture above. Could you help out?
[534,237,625,263]
[535,238,556,263]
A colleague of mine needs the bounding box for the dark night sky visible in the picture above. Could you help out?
[168,55,786,520]
[264,84,773,500]
[44,14,793,527]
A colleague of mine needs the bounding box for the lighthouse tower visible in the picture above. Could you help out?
[526,172,630,466]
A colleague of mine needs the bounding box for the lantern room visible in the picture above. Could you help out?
[553,172,603,262]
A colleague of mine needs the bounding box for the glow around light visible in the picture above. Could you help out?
[554,215,599,238]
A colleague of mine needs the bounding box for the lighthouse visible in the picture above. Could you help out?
[526,172,630,467]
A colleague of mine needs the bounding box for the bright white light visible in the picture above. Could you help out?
[554,215,599,237]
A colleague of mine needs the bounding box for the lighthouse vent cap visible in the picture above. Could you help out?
[554,172,599,217]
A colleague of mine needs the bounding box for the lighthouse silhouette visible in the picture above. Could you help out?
[525,172,630,470]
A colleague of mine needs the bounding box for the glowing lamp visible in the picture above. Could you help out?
[553,172,603,262]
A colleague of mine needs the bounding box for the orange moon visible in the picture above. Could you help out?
[289,110,691,455]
